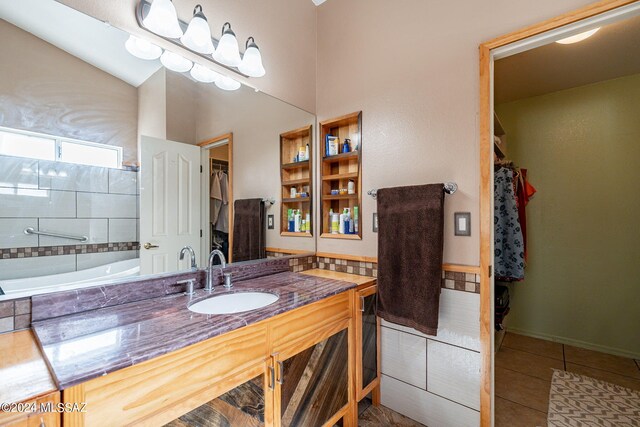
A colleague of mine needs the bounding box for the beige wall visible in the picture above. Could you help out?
[137,68,167,154]
[166,73,197,145]
[496,74,640,358]
[196,85,316,252]
[0,19,138,165]
[59,0,317,114]
[315,0,595,265]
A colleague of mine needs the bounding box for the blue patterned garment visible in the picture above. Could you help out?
[494,167,525,281]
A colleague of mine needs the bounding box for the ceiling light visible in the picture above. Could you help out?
[212,22,241,67]
[180,5,215,54]
[215,75,241,91]
[160,51,193,72]
[125,35,162,60]
[556,28,600,44]
[238,37,266,77]
[190,64,221,83]
[143,0,183,38]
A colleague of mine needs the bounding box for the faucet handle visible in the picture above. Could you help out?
[177,278,196,296]
[223,272,233,289]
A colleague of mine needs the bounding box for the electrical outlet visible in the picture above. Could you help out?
[454,212,471,236]
[267,215,274,230]
[373,213,378,232]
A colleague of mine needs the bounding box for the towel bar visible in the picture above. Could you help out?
[367,182,457,200]
[24,227,88,242]
[262,198,275,205]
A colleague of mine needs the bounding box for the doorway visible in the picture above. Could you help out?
[479,1,640,425]
[199,133,234,265]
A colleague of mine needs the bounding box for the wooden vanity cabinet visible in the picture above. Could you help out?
[62,291,354,427]
[355,283,381,402]
[0,391,60,427]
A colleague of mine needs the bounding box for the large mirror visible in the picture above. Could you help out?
[0,0,316,299]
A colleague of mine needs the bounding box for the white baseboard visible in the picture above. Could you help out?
[505,327,640,360]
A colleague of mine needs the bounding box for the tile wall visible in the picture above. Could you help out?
[0,155,139,281]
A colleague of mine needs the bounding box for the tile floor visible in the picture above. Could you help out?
[496,332,640,427]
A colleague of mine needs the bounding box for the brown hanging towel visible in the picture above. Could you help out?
[376,184,445,336]
[232,199,266,262]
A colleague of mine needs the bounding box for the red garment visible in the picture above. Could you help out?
[515,169,536,260]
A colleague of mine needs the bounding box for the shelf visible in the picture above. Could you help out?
[282,160,309,170]
[320,233,362,240]
[322,151,359,163]
[282,197,311,203]
[281,231,313,238]
[282,178,310,186]
[323,194,357,201]
[322,172,359,181]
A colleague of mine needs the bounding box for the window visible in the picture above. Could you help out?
[0,126,122,169]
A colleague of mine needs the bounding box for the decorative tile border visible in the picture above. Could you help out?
[0,298,31,333]
[442,271,480,293]
[0,242,140,259]
[288,256,317,273]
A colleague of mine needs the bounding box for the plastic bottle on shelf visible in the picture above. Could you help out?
[306,213,311,232]
[288,209,294,232]
[354,206,359,234]
[294,210,301,232]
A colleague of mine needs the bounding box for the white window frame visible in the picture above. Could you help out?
[0,125,123,169]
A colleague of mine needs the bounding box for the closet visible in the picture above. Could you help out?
[210,157,230,262]
[493,113,536,351]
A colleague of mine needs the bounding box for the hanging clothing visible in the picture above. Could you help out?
[514,168,536,261]
[494,167,525,281]
[214,171,229,233]
[210,172,222,225]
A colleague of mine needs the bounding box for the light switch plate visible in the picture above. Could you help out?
[454,212,471,236]
[373,213,378,232]
[267,215,274,229]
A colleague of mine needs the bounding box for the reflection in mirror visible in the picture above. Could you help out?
[0,0,315,299]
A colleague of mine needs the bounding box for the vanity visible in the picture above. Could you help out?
[0,267,378,427]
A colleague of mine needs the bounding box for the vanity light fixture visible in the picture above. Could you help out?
[215,75,241,91]
[556,27,600,44]
[160,50,193,72]
[190,63,221,83]
[180,5,215,54]
[212,22,242,67]
[125,35,162,60]
[142,0,183,39]
[238,37,265,77]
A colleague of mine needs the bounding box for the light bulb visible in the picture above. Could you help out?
[125,35,162,60]
[180,5,215,54]
[238,37,266,77]
[212,22,241,67]
[142,0,183,39]
[160,51,193,72]
[556,28,600,44]
[190,64,221,83]
[215,75,241,91]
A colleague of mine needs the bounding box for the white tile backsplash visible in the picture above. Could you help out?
[108,219,137,242]
[0,218,38,249]
[0,189,76,218]
[0,255,76,280]
[77,193,137,218]
[0,156,39,189]
[108,169,137,195]
[38,219,108,246]
[427,340,481,410]
[76,250,138,270]
[381,326,427,389]
[381,375,480,427]
[381,288,480,351]
[38,161,108,193]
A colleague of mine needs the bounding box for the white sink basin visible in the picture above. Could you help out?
[188,292,279,315]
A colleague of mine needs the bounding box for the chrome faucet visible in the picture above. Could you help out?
[179,246,197,270]
[206,249,227,292]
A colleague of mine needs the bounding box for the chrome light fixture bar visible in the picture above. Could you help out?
[135,0,265,79]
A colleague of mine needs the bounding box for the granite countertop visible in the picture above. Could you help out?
[31,272,357,389]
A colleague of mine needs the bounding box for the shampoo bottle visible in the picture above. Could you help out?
[294,210,301,232]
[353,206,359,233]
[306,213,311,232]
[288,209,294,232]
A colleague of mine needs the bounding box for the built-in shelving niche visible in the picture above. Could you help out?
[280,125,313,237]
[320,111,362,240]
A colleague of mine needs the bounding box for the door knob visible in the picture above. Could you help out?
[144,242,159,250]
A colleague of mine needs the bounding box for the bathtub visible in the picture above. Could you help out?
[0,258,140,300]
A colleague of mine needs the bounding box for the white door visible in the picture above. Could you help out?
[140,136,200,274]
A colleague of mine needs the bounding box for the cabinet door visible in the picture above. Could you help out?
[356,284,380,400]
[275,326,350,427]
[164,367,268,427]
